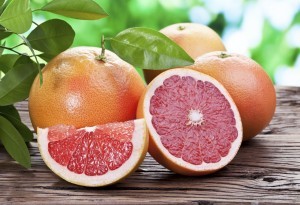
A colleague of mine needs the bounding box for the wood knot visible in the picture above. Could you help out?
[263,177,277,182]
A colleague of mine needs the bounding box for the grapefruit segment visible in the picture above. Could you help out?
[38,119,148,187]
[138,68,242,176]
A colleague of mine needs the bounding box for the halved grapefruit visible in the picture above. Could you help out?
[37,119,148,187]
[137,69,242,176]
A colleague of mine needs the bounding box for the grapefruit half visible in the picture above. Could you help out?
[38,119,148,187]
[137,69,242,176]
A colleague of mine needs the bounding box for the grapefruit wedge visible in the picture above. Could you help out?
[137,69,242,176]
[37,119,148,187]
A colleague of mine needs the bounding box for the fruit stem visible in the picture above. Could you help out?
[95,35,106,62]
[219,52,231,59]
[178,25,185,30]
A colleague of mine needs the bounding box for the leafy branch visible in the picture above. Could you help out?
[0,0,107,168]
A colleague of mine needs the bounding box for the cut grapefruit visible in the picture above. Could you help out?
[37,119,148,187]
[137,69,242,176]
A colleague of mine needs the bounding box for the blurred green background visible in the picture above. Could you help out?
[18,0,300,85]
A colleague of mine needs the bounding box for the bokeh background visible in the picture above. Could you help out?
[22,0,300,85]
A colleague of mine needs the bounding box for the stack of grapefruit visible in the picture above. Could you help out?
[28,23,276,187]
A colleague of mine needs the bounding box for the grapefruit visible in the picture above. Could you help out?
[29,47,145,130]
[143,22,226,83]
[137,68,242,176]
[38,119,148,187]
[188,51,276,141]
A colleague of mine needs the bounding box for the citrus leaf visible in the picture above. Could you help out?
[0,26,12,40]
[38,53,56,62]
[110,27,194,70]
[0,113,33,142]
[41,0,108,20]
[0,0,32,34]
[19,35,42,85]
[0,56,38,106]
[0,0,5,7]
[0,115,31,168]
[0,105,20,120]
[0,54,20,73]
[0,0,10,14]
[27,19,75,56]
[0,40,5,55]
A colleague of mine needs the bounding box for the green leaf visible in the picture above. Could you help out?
[0,105,20,120]
[110,27,194,70]
[27,19,75,57]
[0,40,5,55]
[0,113,33,142]
[0,0,32,34]
[0,54,20,73]
[0,0,5,7]
[41,0,108,20]
[0,56,38,106]
[0,30,11,39]
[19,35,42,85]
[0,105,32,142]
[0,115,31,168]
[0,26,12,40]
[38,53,56,62]
[0,0,10,14]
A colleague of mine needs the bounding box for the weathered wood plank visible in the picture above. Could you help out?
[1,134,300,204]
[1,86,299,204]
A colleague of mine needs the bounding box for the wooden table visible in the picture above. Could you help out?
[1,86,300,204]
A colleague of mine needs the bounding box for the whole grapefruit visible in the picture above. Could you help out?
[160,22,226,59]
[143,22,226,83]
[188,51,276,141]
[29,47,145,130]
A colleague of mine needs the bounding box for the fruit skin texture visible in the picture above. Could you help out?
[143,22,226,84]
[29,47,145,130]
[160,23,226,59]
[188,51,276,141]
[137,68,242,176]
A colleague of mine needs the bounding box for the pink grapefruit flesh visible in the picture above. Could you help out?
[38,119,148,187]
[138,68,242,176]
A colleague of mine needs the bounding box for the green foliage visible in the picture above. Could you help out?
[0,116,31,168]
[27,19,75,60]
[0,54,20,73]
[111,27,194,69]
[0,105,20,120]
[0,56,38,106]
[0,0,108,168]
[41,0,108,20]
[0,110,33,142]
[0,0,32,34]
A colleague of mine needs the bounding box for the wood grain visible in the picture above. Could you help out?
[1,86,300,204]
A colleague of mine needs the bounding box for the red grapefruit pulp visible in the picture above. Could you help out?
[137,69,243,175]
[38,119,148,187]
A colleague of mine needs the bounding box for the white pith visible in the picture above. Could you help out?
[187,109,204,126]
[37,119,147,187]
[144,68,243,172]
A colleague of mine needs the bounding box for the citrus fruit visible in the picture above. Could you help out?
[188,51,276,141]
[137,68,242,176]
[29,46,145,130]
[160,23,226,59]
[38,119,148,187]
[143,22,226,84]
